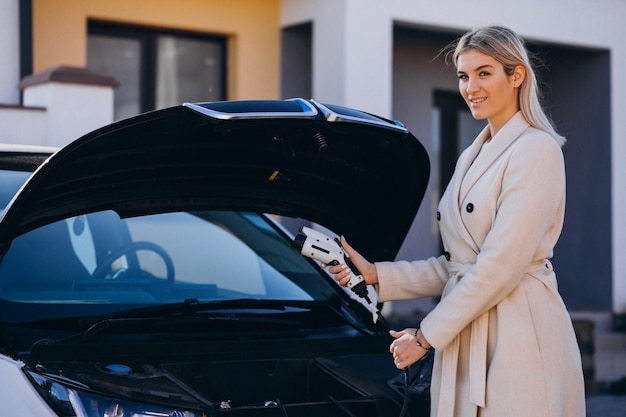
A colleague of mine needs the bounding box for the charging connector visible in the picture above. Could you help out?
[292,227,389,328]
[292,227,412,417]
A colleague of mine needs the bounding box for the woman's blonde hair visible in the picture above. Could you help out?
[452,26,565,146]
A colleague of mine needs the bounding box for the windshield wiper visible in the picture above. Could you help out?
[28,296,373,349]
[38,298,357,346]
[78,298,327,326]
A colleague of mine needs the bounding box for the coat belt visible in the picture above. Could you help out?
[437,259,553,416]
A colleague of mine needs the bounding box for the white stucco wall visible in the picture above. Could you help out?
[0,107,46,146]
[282,0,394,117]
[22,83,114,147]
[282,0,626,313]
[0,0,21,104]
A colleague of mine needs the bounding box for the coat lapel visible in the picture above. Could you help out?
[440,112,531,255]
[439,127,488,255]
[459,112,531,203]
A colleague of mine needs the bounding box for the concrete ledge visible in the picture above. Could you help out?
[18,66,119,89]
[571,311,626,391]
[10,66,117,147]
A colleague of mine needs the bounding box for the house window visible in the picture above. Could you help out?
[87,21,226,121]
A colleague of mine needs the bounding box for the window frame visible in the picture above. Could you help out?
[88,20,227,115]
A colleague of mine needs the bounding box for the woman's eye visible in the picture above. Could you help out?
[479,71,491,77]
[458,74,468,80]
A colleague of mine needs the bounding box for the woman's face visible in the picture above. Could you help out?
[456,49,524,135]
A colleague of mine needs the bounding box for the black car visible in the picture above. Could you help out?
[0,99,430,417]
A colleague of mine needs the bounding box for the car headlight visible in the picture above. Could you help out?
[25,370,207,417]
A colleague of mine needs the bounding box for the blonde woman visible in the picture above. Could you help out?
[327,26,585,417]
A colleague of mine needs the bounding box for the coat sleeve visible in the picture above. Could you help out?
[420,132,566,350]
[375,255,449,301]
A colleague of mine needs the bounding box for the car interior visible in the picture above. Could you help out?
[0,209,326,308]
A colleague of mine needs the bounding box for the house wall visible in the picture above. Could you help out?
[31,0,282,100]
[539,47,612,310]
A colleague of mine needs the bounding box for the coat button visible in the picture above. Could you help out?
[443,251,451,261]
[436,211,441,221]
[466,203,474,213]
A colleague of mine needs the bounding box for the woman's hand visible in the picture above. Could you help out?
[389,328,431,369]
[322,236,378,286]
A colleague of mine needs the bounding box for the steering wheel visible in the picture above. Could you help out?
[91,241,175,283]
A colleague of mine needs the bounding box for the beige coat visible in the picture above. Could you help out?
[376,112,585,417]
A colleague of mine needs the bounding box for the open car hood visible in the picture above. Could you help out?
[0,99,429,261]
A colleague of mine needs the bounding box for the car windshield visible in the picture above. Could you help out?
[0,209,337,323]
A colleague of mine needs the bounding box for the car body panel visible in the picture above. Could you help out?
[0,356,56,416]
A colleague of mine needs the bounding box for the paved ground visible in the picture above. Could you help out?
[586,394,626,417]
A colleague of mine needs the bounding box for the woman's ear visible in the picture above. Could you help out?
[512,64,526,88]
